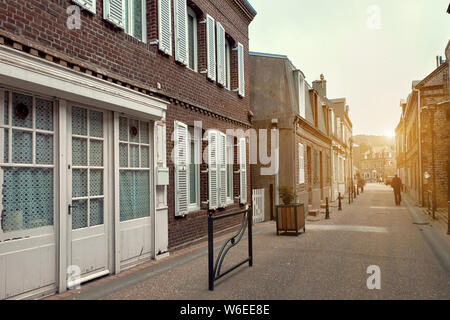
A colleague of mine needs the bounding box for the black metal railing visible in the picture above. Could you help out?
[208,206,253,291]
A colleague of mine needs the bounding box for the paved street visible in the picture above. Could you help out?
[64,183,450,300]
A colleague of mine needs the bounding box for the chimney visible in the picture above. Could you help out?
[312,74,327,98]
[446,39,450,61]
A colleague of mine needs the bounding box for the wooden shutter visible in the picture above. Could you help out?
[299,143,305,184]
[218,132,227,207]
[208,131,219,210]
[103,0,124,28]
[216,22,226,86]
[237,42,245,97]
[158,0,172,55]
[174,0,188,65]
[239,138,247,204]
[206,15,216,81]
[73,0,96,14]
[174,121,189,216]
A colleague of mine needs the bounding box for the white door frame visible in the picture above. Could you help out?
[113,113,156,274]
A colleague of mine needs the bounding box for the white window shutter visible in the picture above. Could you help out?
[103,0,124,28]
[237,42,245,97]
[206,15,216,81]
[239,138,247,204]
[174,0,188,65]
[158,0,172,55]
[208,131,219,210]
[299,143,305,184]
[216,22,226,86]
[73,0,96,14]
[219,132,227,207]
[174,121,189,216]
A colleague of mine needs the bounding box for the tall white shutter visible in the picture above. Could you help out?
[174,0,188,65]
[299,143,305,184]
[174,121,189,216]
[237,42,245,97]
[239,138,247,204]
[216,22,226,86]
[208,131,219,210]
[158,0,172,55]
[206,15,216,81]
[103,0,124,28]
[73,0,96,14]
[218,132,227,207]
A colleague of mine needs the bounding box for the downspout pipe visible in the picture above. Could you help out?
[413,87,423,206]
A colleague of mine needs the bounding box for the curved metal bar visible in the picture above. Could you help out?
[214,212,248,278]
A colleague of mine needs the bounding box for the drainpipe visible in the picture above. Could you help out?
[293,116,297,196]
[413,87,423,206]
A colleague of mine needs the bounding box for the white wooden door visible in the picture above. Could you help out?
[252,189,265,223]
[67,105,109,286]
[116,115,153,270]
[0,89,57,299]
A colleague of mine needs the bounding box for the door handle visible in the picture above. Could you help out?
[68,204,77,215]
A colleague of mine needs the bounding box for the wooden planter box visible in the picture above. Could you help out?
[276,203,306,236]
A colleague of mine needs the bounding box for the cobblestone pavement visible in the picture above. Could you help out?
[59,183,450,300]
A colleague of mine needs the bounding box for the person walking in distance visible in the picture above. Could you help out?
[391,175,403,206]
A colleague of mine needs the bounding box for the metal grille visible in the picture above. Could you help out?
[1,90,55,233]
[71,106,105,230]
[119,117,151,222]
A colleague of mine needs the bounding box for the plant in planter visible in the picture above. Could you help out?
[278,186,297,205]
[276,187,305,236]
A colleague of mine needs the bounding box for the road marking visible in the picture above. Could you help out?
[370,206,407,210]
[306,225,388,233]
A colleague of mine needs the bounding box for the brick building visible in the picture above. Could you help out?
[250,53,336,219]
[0,0,255,299]
[395,40,450,210]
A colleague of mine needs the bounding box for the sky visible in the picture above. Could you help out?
[248,0,450,136]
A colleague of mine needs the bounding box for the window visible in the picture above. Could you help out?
[225,39,231,90]
[226,135,234,203]
[298,75,305,118]
[0,90,55,233]
[124,0,146,42]
[188,127,200,211]
[187,7,198,71]
[298,143,305,184]
[119,117,151,221]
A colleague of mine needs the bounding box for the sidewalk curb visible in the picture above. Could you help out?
[403,196,450,280]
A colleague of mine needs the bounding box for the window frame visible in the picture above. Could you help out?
[186,7,198,72]
[226,135,234,204]
[124,0,147,43]
[225,39,231,90]
[188,127,200,212]
[0,88,57,239]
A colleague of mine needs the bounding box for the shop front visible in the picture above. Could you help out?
[0,45,168,299]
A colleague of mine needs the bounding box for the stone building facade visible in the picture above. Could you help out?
[250,53,347,219]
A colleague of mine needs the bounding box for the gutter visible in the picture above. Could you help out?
[413,87,423,206]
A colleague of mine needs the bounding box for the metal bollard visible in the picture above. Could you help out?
[325,197,330,219]
[339,193,342,211]
[349,187,351,204]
